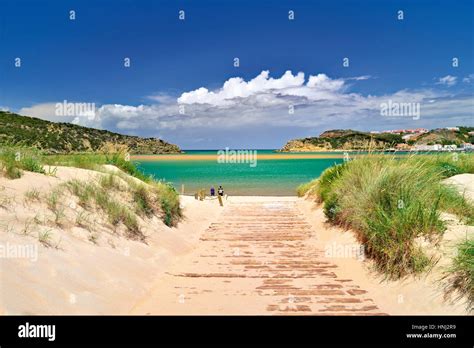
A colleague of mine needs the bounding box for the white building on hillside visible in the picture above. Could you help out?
[413,144,443,151]
[442,144,457,151]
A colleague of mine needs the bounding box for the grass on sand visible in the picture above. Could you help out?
[0,146,182,227]
[298,153,474,282]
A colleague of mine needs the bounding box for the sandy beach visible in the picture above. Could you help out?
[0,167,221,314]
[132,154,348,161]
[131,153,415,161]
[0,166,471,314]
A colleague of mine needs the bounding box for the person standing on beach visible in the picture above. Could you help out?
[210,186,215,196]
[217,185,224,197]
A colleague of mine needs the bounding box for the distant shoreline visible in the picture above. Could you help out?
[131,151,467,161]
[131,153,347,161]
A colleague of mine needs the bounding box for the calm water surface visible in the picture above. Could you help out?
[133,150,344,196]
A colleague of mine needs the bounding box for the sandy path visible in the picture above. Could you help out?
[130,197,385,315]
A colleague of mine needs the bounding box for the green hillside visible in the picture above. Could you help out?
[0,111,181,154]
[280,127,474,152]
[280,129,403,151]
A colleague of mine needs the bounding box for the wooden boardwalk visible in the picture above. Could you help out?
[131,199,385,315]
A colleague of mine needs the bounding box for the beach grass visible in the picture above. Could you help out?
[95,189,140,235]
[46,187,66,225]
[66,179,143,238]
[102,167,181,226]
[296,178,319,197]
[301,153,474,279]
[0,145,182,227]
[132,184,156,217]
[0,147,45,178]
[42,151,152,182]
[24,188,41,202]
[153,182,182,226]
[38,229,53,247]
[446,239,474,308]
[64,168,181,237]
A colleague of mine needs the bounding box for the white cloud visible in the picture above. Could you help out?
[19,103,58,121]
[177,70,350,106]
[13,70,474,148]
[437,75,457,87]
[146,93,176,104]
[346,75,372,81]
[19,101,98,125]
[463,74,474,83]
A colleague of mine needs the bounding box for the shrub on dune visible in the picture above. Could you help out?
[296,178,319,197]
[132,184,156,218]
[445,239,474,310]
[306,153,474,278]
[1,145,183,228]
[21,155,45,174]
[153,182,182,227]
[0,147,45,178]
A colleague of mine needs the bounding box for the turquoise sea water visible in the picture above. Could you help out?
[133,150,344,196]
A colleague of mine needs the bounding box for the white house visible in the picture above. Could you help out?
[442,144,457,151]
[413,144,443,151]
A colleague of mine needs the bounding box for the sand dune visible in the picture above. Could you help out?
[443,173,474,202]
[0,166,221,314]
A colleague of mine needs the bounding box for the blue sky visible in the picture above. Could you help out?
[1,0,473,149]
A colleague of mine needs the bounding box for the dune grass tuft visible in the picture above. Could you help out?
[0,148,23,179]
[132,184,156,217]
[0,147,45,178]
[24,188,41,202]
[296,178,319,197]
[301,153,474,279]
[1,146,183,229]
[46,188,66,225]
[38,229,53,247]
[66,179,142,238]
[95,189,140,234]
[445,239,474,310]
[153,182,182,227]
